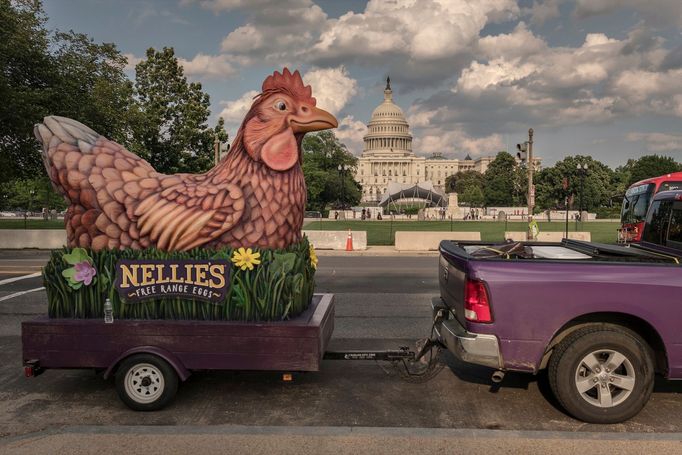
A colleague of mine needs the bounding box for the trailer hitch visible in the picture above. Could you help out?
[324,346,416,362]
[323,337,446,383]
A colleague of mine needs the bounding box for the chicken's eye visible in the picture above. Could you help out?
[274,100,287,111]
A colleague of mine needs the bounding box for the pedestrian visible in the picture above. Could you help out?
[528,216,540,240]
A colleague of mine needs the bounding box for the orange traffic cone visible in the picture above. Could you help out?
[345,228,354,251]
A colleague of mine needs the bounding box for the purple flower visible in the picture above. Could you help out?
[74,261,97,286]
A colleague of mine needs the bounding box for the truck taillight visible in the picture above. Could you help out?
[464,279,492,323]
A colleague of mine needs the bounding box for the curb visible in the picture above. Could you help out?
[3,424,682,445]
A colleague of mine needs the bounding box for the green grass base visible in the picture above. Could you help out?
[44,239,316,322]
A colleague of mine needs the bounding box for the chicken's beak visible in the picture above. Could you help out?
[289,106,338,133]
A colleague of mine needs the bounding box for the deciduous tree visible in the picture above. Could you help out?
[483,152,525,206]
[445,170,484,195]
[626,155,680,187]
[302,131,360,211]
[132,47,213,174]
[0,0,54,182]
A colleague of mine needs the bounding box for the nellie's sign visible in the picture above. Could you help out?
[114,260,230,303]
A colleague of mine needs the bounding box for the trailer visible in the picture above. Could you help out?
[22,293,441,411]
[23,294,335,410]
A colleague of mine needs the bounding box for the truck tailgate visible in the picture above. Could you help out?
[438,244,467,327]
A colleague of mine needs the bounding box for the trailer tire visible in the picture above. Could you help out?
[115,354,178,411]
[548,324,654,424]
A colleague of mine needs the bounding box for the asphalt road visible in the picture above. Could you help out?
[1,250,681,453]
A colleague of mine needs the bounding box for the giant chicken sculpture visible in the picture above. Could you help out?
[35,69,337,251]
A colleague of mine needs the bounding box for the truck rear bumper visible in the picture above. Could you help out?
[432,297,502,370]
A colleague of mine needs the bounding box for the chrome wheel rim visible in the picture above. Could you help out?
[125,363,165,404]
[575,349,635,408]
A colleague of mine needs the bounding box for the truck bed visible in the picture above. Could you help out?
[22,294,335,376]
[442,239,681,264]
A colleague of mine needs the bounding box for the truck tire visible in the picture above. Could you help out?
[548,324,654,424]
[115,354,179,411]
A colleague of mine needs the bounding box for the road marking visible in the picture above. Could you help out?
[0,272,42,286]
[0,270,44,275]
[0,286,45,302]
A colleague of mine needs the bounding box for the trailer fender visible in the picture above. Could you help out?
[103,346,191,381]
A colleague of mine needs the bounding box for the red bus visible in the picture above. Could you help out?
[619,172,682,243]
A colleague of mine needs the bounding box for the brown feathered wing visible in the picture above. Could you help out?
[36,115,244,251]
[133,178,244,251]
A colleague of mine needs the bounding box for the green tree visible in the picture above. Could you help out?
[0,0,55,182]
[132,47,213,174]
[460,185,485,207]
[534,155,613,211]
[609,161,633,206]
[0,177,66,211]
[213,117,229,143]
[50,31,135,145]
[445,170,484,194]
[302,131,360,211]
[626,155,681,187]
[483,152,525,206]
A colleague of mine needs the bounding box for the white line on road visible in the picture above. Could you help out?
[0,286,45,302]
[0,272,42,286]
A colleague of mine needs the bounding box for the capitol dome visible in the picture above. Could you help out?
[362,77,413,157]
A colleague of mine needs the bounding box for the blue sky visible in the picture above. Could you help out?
[44,0,682,167]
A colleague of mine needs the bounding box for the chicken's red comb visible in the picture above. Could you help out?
[261,68,316,106]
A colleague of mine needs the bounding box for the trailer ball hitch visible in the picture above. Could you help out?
[491,370,505,383]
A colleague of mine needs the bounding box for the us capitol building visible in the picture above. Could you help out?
[354,78,540,204]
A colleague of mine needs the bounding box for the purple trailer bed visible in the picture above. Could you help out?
[22,293,335,410]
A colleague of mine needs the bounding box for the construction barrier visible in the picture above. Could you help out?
[394,231,481,251]
[504,231,592,242]
[0,229,67,249]
[303,230,367,250]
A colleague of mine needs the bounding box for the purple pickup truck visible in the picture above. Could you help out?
[434,190,682,423]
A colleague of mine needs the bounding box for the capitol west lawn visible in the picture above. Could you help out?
[303,220,620,245]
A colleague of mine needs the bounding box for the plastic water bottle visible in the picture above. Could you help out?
[104,298,114,324]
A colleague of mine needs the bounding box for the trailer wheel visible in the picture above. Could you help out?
[548,324,654,424]
[115,354,178,411]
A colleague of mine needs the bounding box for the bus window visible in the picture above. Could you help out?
[667,203,682,249]
[622,183,654,224]
[642,200,672,245]
[658,181,682,193]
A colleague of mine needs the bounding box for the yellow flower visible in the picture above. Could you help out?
[231,247,261,271]
[309,244,318,270]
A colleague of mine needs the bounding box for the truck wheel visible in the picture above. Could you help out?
[548,325,654,424]
[115,354,178,411]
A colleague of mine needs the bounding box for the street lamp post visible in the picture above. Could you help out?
[576,162,589,223]
[527,128,534,224]
[214,133,230,166]
[516,128,534,239]
[338,164,351,210]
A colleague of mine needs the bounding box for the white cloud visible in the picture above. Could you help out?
[525,0,562,24]
[218,0,326,63]
[627,132,682,152]
[218,90,259,125]
[335,115,367,154]
[303,66,357,115]
[178,53,237,78]
[455,58,537,94]
[311,0,519,62]
[414,128,504,157]
[123,53,142,71]
[478,23,547,60]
